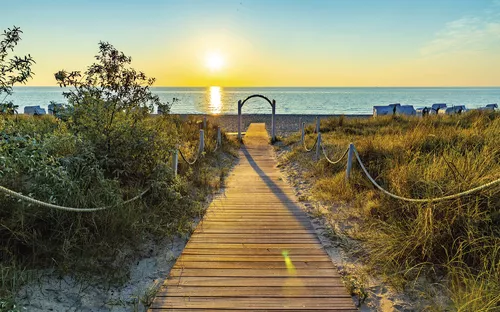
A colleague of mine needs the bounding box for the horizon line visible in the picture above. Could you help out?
[13,85,500,88]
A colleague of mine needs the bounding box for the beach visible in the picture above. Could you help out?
[180,114,371,136]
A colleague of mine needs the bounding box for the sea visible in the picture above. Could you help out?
[6,86,500,115]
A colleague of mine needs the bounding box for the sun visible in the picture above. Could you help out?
[206,52,224,71]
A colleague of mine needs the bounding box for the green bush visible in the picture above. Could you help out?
[0,41,238,303]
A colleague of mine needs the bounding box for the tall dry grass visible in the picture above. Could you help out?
[282,111,500,311]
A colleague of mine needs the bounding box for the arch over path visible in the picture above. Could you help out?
[238,94,276,142]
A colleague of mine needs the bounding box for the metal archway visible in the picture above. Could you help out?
[238,94,276,142]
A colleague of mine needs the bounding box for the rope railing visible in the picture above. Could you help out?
[0,185,150,212]
[352,146,500,203]
[1,121,224,212]
[303,136,318,152]
[179,148,200,165]
[177,126,222,165]
[298,128,500,202]
[213,139,219,153]
[321,144,349,165]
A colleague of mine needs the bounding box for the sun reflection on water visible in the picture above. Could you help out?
[208,86,222,114]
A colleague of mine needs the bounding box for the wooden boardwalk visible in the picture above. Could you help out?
[150,123,356,311]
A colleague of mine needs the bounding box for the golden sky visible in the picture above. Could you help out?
[4,0,500,87]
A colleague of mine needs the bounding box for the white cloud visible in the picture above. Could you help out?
[420,5,500,56]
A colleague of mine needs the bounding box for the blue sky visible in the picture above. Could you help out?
[2,0,500,86]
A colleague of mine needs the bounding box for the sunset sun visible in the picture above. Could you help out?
[206,52,224,71]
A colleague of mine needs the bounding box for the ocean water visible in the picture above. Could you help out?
[6,86,500,115]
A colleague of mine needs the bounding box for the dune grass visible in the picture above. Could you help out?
[0,114,238,307]
[280,111,500,311]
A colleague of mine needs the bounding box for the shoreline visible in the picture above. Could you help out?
[177,114,371,134]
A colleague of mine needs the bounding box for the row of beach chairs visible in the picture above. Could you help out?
[23,103,64,115]
[373,103,498,117]
[21,102,500,117]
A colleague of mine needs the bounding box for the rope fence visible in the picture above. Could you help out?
[1,119,224,212]
[303,136,318,152]
[179,149,199,165]
[0,185,150,212]
[299,119,500,203]
[321,145,349,165]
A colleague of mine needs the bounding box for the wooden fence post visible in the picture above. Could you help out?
[217,126,222,147]
[301,122,305,144]
[199,130,205,154]
[315,116,320,133]
[172,148,178,178]
[237,100,242,142]
[316,132,322,160]
[271,99,276,142]
[346,143,354,181]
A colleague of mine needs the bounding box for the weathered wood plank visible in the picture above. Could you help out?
[168,268,339,277]
[150,297,356,310]
[186,238,319,244]
[184,243,324,249]
[156,286,349,297]
[164,276,345,287]
[181,248,325,255]
[188,234,317,239]
[178,255,331,262]
[172,261,334,269]
[192,229,315,233]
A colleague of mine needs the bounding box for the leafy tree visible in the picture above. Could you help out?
[55,42,174,182]
[0,26,35,114]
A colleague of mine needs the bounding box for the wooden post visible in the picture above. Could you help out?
[346,143,354,181]
[199,129,205,154]
[316,132,322,160]
[315,116,320,133]
[217,126,222,147]
[271,99,276,142]
[203,115,207,129]
[301,122,305,144]
[237,100,242,142]
[172,148,178,178]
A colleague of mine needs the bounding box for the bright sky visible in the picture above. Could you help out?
[3,0,500,86]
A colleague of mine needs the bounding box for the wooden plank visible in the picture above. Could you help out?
[169,268,339,277]
[193,229,317,234]
[189,234,317,239]
[172,262,334,269]
[197,219,310,224]
[150,309,355,312]
[184,243,323,249]
[150,297,356,310]
[202,215,309,218]
[181,248,325,255]
[186,238,319,244]
[156,286,349,298]
[164,276,345,287]
[178,255,331,262]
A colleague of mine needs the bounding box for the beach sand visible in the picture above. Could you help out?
[179,114,370,136]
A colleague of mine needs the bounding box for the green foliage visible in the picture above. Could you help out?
[54,42,175,183]
[283,111,500,310]
[0,114,237,304]
[0,26,35,114]
[0,42,239,306]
